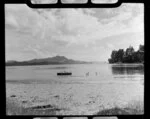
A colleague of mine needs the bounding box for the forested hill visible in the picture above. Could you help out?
[108,45,144,64]
[6,56,91,66]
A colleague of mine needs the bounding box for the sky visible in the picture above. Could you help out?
[5,2,144,62]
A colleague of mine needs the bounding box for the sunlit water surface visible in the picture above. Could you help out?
[6,63,144,115]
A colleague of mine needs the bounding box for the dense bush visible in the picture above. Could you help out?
[108,45,144,63]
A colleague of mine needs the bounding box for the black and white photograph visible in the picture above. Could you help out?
[5,0,144,115]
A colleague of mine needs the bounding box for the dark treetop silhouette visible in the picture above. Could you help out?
[108,45,144,64]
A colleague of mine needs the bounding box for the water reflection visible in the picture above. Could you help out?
[34,66,71,70]
[111,64,144,75]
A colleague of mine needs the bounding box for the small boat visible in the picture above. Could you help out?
[57,71,72,76]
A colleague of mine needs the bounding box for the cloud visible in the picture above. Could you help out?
[5,3,144,61]
[5,4,143,43]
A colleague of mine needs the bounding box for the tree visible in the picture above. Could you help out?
[125,46,134,56]
[123,46,135,63]
[139,45,144,52]
[111,50,118,63]
[108,45,144,63]
[137,45,144,62]
[117,49,124,62]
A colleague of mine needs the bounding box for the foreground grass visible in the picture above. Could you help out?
[6,98,58,115]
[97,100,144,115]
[7,97,143,115]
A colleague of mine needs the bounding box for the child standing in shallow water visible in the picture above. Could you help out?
[95,72,97,76]
[86,72,89,77]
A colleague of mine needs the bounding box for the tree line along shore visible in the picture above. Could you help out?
[108,45,144,64]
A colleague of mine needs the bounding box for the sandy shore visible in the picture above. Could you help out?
[6,78,144,115]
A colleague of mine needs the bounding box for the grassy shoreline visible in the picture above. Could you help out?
[6,97,144,115]
[6,98,57,115]
[96,99,144,115]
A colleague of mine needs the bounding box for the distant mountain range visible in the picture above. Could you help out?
[6,56,92,66]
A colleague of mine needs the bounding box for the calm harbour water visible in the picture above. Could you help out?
[6,63,144,84]
[6,63,144,115]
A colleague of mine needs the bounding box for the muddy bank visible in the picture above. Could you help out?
[6,79,143,115]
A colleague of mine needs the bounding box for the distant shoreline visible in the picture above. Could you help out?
[5,62,93,67]
[5,56,94,67]
[5,62,144,67]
